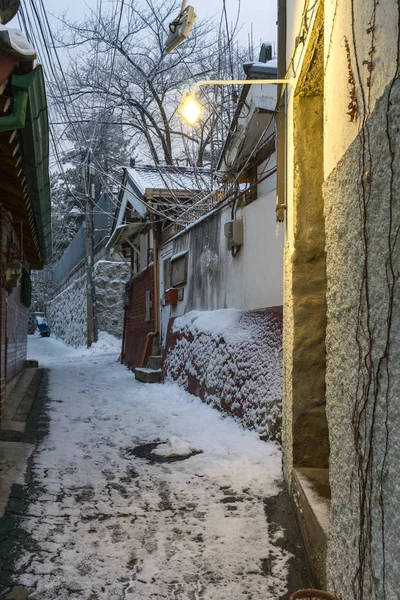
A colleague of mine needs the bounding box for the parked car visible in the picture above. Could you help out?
[35,315,50,337]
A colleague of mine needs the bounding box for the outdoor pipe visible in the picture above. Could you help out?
[276,0,287,222]
[121,305,127,365]
[140,206,159,368]
[0,71,36,133]
[0,85,28,131]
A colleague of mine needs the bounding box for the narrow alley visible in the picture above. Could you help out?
[0,337,309,600]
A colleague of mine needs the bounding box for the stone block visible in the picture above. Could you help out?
[25,360,38,368]
[148,355,162,370]
[134,368,162,384]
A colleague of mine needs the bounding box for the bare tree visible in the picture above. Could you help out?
[53,0,250,170]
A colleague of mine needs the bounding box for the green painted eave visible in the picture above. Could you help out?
[3,65,52,265]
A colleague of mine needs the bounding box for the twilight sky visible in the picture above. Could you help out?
[12,0,277,58]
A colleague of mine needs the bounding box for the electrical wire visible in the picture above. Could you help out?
[18,0,289,253]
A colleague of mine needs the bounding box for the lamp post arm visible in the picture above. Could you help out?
[192,78,294,96]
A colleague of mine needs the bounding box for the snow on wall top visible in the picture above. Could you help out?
[173,309,245,340]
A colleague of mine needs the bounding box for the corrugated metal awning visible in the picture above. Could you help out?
[106,221,148,251]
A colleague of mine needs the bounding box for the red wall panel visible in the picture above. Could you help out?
[123,265,155,370]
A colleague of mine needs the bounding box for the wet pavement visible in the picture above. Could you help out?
[0,338,312,600]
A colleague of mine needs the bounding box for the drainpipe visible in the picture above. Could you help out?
[121,306,127,365]
[140,206,159,367]
[276,0,287,222]
[4,300,7,389]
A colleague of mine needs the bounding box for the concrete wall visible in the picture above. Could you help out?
[166,172,283,317]
[47,260,129,348]
[324,2,400,597]
[282,0,327,482]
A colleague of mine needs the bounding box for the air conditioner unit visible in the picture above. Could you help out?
[165,5,196,53]
[224,219,243,250]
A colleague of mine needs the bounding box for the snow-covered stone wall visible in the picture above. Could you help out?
[163,307,283,442]
[47,261,129,348]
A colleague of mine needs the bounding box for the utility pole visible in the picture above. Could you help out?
[85,150,98,347]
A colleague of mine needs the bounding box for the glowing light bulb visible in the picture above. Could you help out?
[178,93,202,126]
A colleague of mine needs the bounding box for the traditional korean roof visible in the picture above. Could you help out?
[0,38,51,268]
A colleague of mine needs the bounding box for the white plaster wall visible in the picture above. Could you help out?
[242,179,284,310]
[168,172,283,317]
[324,0,400,177]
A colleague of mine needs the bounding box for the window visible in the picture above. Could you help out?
[170,250,188,287]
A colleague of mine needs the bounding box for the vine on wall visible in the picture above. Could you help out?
[346,1,400,598]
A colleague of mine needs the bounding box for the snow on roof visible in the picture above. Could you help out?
[0,25,37,60]
[248,58,278,70]
[125,165,212,196]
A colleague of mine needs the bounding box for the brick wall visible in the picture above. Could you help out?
[123,265,155,370]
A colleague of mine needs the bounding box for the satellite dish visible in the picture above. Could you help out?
[0,0,20,25]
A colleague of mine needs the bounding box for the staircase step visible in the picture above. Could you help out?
[135,368,162,384]
[148,355,162,370]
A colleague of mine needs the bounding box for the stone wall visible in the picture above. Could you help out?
[94,261,130,338]
[324,80,400,600]
[46,273,87,348]
[47,260,129,348]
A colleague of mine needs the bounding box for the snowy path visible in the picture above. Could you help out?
[16,337,293,599]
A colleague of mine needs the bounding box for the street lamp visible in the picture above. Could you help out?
[178,92,202,126]
[178,78,294,126]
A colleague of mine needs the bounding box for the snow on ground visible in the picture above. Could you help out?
[28,331,121,365]
[18,336,289,600]
[151,436,201,459]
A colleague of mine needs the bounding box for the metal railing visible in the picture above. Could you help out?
[52,193,116,289]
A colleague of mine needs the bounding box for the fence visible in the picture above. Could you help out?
[52,193,116,289]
